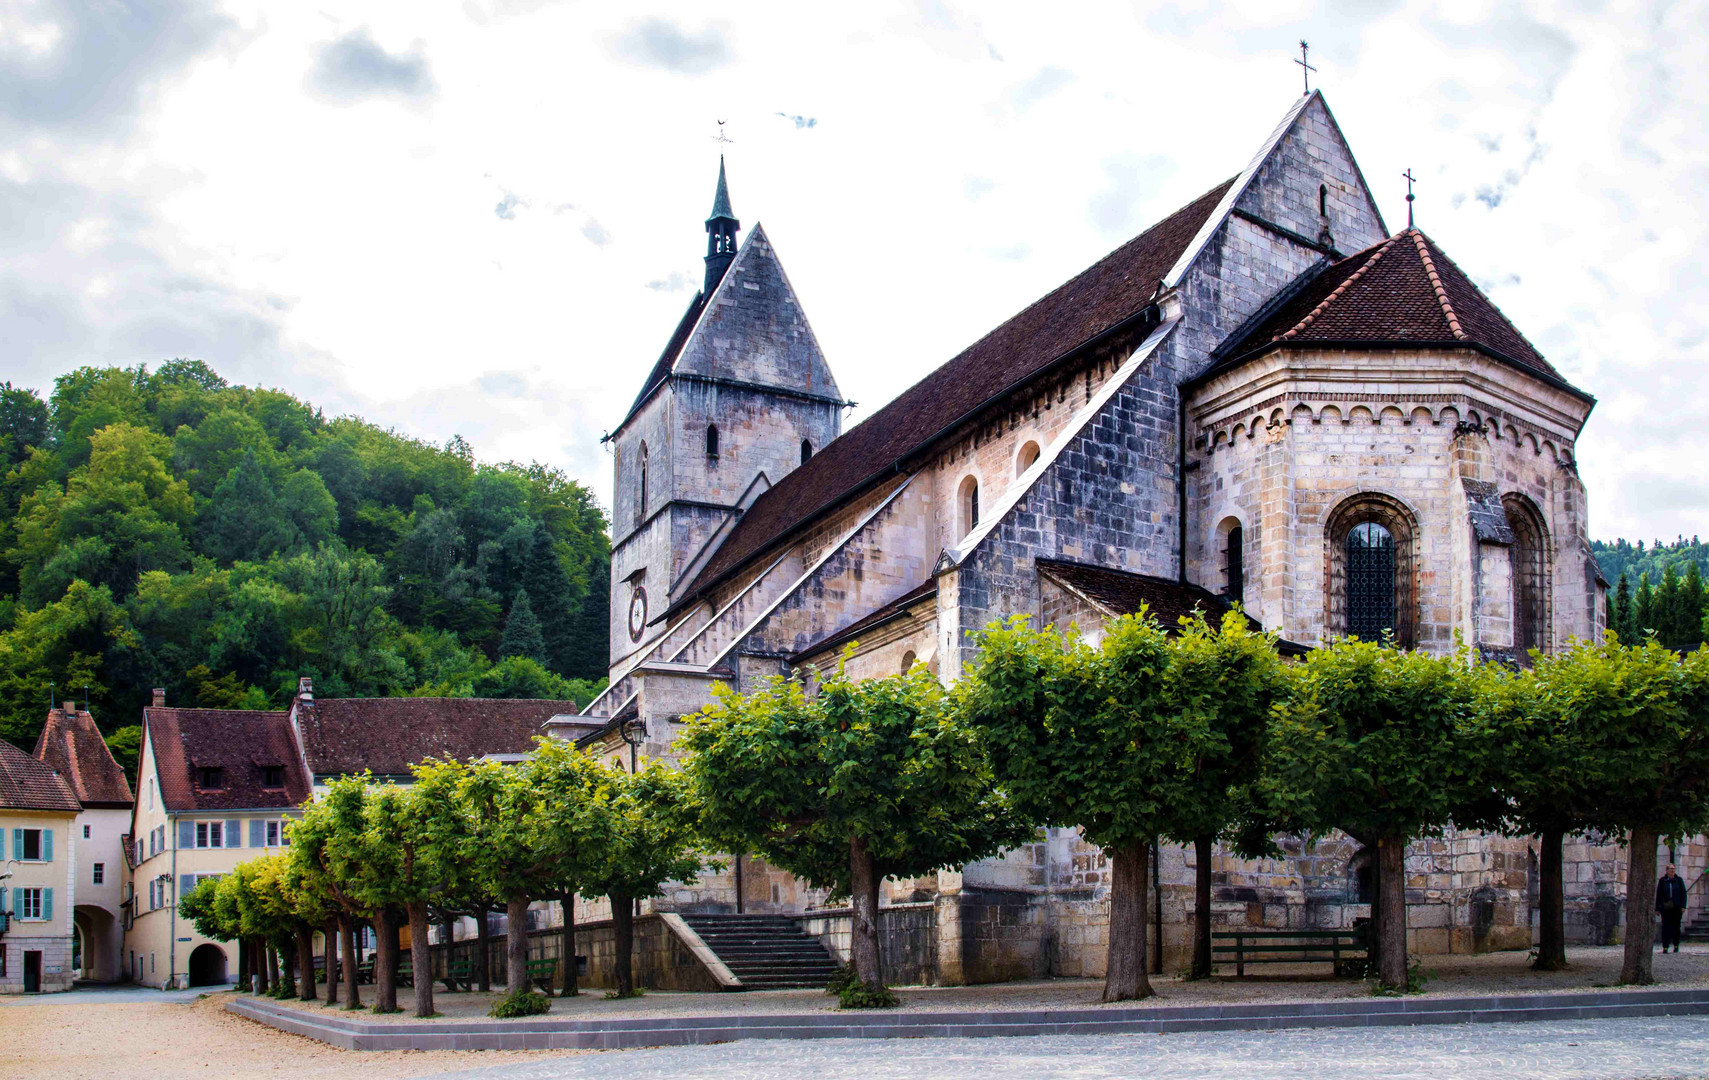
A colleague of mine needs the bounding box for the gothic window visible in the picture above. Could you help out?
[1326,494,1416,647]
[1016,440,1041,476]
[958,475,980,538]
[1224,524,1245,605]
[706,424,719,457]
[637,442,648,524]
[1318,183,1328,217]
[1505,494,1549,656]
[801,439,812,465]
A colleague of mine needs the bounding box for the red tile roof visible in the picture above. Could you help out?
[144,707,309,813]
[676,178,1238,608]
[33,706,133,809]
[293,697,582,778]
[0,738,81,814]
[1205,230,1586,398]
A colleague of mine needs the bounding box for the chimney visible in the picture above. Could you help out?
[61,700,75,714]
[297,676,314,702]
[151,688,166,708]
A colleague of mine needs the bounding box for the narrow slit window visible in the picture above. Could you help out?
[706,424,719,457]
[800,439,812,465]
[1318,183,1328,216]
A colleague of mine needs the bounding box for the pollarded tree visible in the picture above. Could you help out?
[1264,640,1485,992]
[459,756,566,994]
[961,614,1236,1002]
[1526,637,1709,984]
[279,822,341,1003]
[582,762,710,997]
[685,662,1031,997]
[1160,610,1291,980]
[517,739,619,997]
[287,788,369,1009]
[354,777,463,1016]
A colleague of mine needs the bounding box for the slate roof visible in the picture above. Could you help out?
[1037,558,1308,655]
[790,581,939,663]
[0,738,80,813]
[33,706,133,809]
[621,290,710,429]
[1204,230,1586,398]
[145,708,309,813]
[293,697,582,778]
[676,177,1239,608]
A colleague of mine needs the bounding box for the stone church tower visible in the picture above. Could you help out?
[603,161,846,676]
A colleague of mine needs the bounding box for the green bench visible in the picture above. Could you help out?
[1211,929,1368,977]
[524,957,558,994]
[442,960,475,993]
[397,955,414,988]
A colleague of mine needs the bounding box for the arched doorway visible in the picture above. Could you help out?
[188,943,229,987]
[74,905,119,982]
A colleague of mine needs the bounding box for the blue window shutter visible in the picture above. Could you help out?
[178,820,194,849]
[249,820,264,847]
[43,887,53,922]
[10,829,18,861]
[42,829,52,862]
[225,820,240,848]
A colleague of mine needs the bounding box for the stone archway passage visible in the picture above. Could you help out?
[188,943,229,987]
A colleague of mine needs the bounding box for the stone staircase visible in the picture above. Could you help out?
[677,914,840,990]
[1683,907,1709,942]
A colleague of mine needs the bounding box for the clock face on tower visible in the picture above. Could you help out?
[628,585,648,642]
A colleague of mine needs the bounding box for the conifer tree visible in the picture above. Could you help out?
[1613,574,1635,644]
[499,589,547,663]
[1635,574,1656,639]
[1681,562,1705,653]
[1656,565,1682,650]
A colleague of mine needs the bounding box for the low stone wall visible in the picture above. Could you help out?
[795,903,939,986]
[430,914,724,993]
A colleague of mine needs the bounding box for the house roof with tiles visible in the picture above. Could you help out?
[292,696,583,779]
[33,704,133,809]
[0,738,80,813]
[144,707,308,813]
[673,177,1239,608]
[1201,229,1589,400]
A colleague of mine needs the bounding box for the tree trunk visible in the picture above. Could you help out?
[408,901,434,1018]
[848,835,885,989]
[323,920,340,1006]
[298,923,317,1001]
[1192,833,1214,979]
[268,941,281,993]
[374,908,399,1013]
[1535,828,1568,971]
[1621,825,1660,985]
[1377,835,1408,991]
[340,914,362,1009]
[278,940,296,998]
[257,940,272,993]
[1104,839,1153,1002]
[559,891,578,997]
[505,895,530,993]
[475,907,493,992]
[611,891,635,996]
[238,938,250,990]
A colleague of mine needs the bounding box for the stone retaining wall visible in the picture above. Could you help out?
[431,914,723,994]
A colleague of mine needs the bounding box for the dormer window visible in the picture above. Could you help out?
[198,767,223,790]
[262,765,285,788]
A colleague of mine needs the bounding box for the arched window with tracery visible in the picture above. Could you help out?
[1504,493,1549,656]
[1326,494,1416,647]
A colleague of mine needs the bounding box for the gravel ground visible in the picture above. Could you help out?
[263,944,1709,1023]
[8,991,577,1080]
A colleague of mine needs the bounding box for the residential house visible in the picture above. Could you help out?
[33,701,134,983]
[0,739,81,993]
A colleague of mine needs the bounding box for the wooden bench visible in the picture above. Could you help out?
[396,955,414,988]
[441,961,474,993]
[524,958,558,994]
[1211,929,1368,977]
[355,957,375,985]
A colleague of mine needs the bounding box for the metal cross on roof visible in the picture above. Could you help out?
[1403,168,1417,228]
[712,119,735,146]
[1295,40,1316,95]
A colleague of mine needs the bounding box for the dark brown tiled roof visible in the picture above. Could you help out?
[1207,230,1584,397]
[790,581,939,663]
[616,291,709,435]
[294,698,582,778]
[1037,558,1307,654]
[678,178,1238,607]
[145,708,309,813]
[0,739,80,813]
[33,706,133,808]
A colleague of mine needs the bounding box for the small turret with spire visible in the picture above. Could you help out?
[704,156,740,293]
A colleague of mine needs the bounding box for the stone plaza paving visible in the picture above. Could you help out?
[418,1016,1709,1080]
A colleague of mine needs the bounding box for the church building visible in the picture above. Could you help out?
[577,92,1642,979]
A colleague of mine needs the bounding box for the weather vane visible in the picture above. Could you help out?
[1295,40,1316,95]
[712,119,735,146]
[1403,168,1417,228]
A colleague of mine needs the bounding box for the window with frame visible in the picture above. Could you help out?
[1223,523,1245,605]
[1345,521,1395,641]
[93,863,105,885]
[18,828,42,860]
[262,765,285,788]
[1326,495,1416,648]
[266,821,281,847]
[195,822,223,849]
[19,888,42,920]
[83,824,91,839]
[198,767,223,789]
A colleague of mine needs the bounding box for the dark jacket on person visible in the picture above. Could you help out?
[1657,875,1688,913]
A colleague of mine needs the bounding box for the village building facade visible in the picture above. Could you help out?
[575,90,1698,980]
[0,739,81,993]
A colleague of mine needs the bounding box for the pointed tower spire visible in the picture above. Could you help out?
[704,156,741,293]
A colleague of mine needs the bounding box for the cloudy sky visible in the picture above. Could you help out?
[2,0,1705,541]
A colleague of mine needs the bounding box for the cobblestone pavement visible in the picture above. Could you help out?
[419,1016,1709,1080]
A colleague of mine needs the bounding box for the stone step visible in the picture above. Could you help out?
[677,913,839,991]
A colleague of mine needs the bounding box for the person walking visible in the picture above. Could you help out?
[1656,863,1688,953]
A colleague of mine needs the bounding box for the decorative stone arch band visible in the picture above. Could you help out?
[1322,490,1420,649]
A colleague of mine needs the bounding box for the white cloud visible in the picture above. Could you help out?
[306,27,436,104]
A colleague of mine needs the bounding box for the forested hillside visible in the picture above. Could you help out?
[0,362,609,750]
[1592,536,1709,588]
